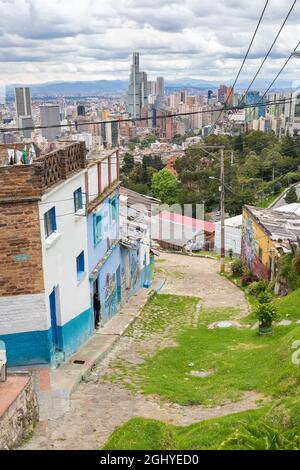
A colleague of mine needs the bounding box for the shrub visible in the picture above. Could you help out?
[257,291,273,304]
[255,301,279,328]
[241,272,257,287]
[247,280,268,297]
[292,249,300,275]
[228,248,233,260]
[231,258,244,277]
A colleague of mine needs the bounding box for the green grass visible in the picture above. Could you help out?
[132,308,300,406]
[103,290,300,450]
[103,398,300,450]
[276,288,300,321]
[125,293,199,339]
[258,188,285,209]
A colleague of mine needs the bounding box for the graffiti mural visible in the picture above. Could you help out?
[130,251,140,293]
[104,272,117,319]
[242,215,270,280]
[242,217,256,265]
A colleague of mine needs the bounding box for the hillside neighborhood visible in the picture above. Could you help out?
[1,0,300,456]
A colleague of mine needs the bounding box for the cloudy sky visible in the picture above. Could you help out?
[0,0,300,85]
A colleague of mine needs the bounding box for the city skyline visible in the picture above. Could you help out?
[0,0,300,86]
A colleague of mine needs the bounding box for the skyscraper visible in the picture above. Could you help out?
[156,77,165,97]
[18,116,34,139]
[40,104,61,141]
[15,87,32,117]
[126,52,148,119]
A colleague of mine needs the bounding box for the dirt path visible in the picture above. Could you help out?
[22,255,252,450]
[158,253,248,312]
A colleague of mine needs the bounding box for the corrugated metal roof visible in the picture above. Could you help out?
[245,205,300,242]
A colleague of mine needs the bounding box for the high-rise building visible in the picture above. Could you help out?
[208,90,213,100]
[77,104,86,116]
[147,81,156,95]
[15,87,32,118]
[218,85,228,104]
[40,104,61,141]
[126,52,148,119]
[156,77,165,97]
[18,116,34,139]
[225,87,234,108]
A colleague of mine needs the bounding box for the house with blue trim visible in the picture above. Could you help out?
[86,148,123,325]
[0,141,156,368]
[0,141,93,367]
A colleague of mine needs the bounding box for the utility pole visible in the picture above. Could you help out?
[220,148,225,273]
[202,145,226,273]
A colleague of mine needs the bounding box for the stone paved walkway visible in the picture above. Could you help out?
[22,254,252,450]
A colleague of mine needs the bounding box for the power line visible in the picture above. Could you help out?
[239,0,297,106]
[0,96,296,135]
[208,0,270,136]
[246,39,300,123]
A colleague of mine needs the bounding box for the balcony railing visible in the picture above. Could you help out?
[86,149,120,212]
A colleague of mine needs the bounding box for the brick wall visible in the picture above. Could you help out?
[0,165,44,201]
[0,201,44,296]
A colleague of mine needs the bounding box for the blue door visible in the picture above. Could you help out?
[49,289,59,350]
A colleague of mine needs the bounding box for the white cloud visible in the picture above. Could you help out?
[0,0,299,85]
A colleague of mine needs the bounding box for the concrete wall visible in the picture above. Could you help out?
[215,224,242,255]
[0,293,51,365]
[0,375,38,450]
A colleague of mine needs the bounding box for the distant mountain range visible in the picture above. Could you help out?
[5,77,295,97]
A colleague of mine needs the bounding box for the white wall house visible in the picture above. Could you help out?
[39,168,92,361]
[214,214,243,255]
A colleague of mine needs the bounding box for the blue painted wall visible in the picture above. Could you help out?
[92,245,122,323]
[0,329,53,366]
[87,190,120,274]
[57,307,94,359]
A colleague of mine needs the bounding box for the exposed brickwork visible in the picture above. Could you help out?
[0,201,44,296]
[0,142,87,297]
[0,165,44,201]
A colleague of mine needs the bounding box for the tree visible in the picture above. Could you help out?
[285,186,298,204]
[151,169,179,205]
[121,153,135,175]
[244,131,277,154]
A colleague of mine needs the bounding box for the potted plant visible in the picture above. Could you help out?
[255,292,280,335]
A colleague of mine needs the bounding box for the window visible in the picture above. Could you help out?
[93,212,103,245]
[44,207,57,239]
[74,187,83,213]
[259,247,263,260]
[110,196,117,225]
[76,251,85,281]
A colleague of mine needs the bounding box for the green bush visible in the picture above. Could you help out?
[231,258,244,277]
[247,280,268,297]
[241,272,257,287]
[255,301,279,328]
[278,253,300,291]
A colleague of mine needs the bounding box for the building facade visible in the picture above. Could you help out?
[40,105,61,141]
[242,205,300,281]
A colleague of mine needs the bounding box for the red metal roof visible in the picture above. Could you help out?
[159,211,215,233]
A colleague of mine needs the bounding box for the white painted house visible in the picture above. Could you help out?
[39,166,92,362]
[214,214,243,255]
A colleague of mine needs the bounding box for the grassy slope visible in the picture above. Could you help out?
[276,288,300,320]
[104,398,300,450]
[103,290,300,450]
[126,306,300,406]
